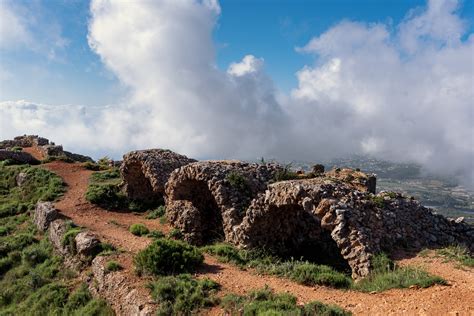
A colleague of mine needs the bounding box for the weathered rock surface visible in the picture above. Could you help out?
[325,168,377,194]
[165,160,283,245]
[234,179,474,279]
[75,231,101,257]
[34,201,59,232]
[90,256,155,316]
[0,135,93,162]
[16,172,28,186]
[0,149,39,164]
[120,149,197,204]
[0,135,48,149]
[49,219,70,256]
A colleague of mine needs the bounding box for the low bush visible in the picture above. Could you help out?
[145,205,166,219]
[436,245,474,268]
[148,274,220,315]
[168,228,183,240]
[134,238,204,276]
[221,286,351,316]
[105,260,123,273]
[226,172,250,194]
[89,168,120,182]
[129,223,149,236]
[62,226,82,254]
[148,230,165,239]
[85,183,127,209]
[273,163,300,182]
[353,253,446,292]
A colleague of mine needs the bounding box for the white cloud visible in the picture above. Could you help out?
[1,0,472,187]
[0,1,31,49]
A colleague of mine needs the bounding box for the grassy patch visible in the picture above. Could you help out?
[105,260,123,273]
[226,172,250,195]
[134,238,203,276]
[273,164,300,182]
[202,243,352,288]
[353,253,446,292]
[0,165,112,314]
[221,286,351,316]
[129,223,149,236]
[436,245,474,268]
[145,205,166,219]
[168,228,183,240]
[86,168,156,212]
[148,230,166,239]
[148,274,219,315]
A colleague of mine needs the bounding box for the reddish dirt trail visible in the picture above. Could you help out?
[42,161,474,315]
[42,161,170,252]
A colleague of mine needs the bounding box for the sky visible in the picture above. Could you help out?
[0,0,473,186]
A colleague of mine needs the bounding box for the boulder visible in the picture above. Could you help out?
[325,168,377,194]
[120,149,197,204]
[75,231,101,257]
[49,219,69,255]
[16,172,28,187]
[165,160,283,245]
[34,201,59,232]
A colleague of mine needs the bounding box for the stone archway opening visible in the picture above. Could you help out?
[121,161,159,204]
[242,203,350,272]
[172,179,224,244]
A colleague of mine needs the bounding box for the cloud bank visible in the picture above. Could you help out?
[1,0,473,186]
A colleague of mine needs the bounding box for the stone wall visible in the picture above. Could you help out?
[120,149,197,204]
[165,160,283,245]
[234,179,473,279]
[0,135,49,149]
[0,149,39,164]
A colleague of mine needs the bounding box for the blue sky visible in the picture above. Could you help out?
[1,0,473,186]
[1,0,472,106]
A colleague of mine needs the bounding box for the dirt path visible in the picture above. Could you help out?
[42,161,474,315]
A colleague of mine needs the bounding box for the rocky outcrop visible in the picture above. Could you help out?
[0,149,39,164]
[16,172,28,187]
[34,201,59,232]
[165,160,283,245]
[90,256,155,316]
[234,179,474,279]
[75,231,102,257]
[0,135,48,149]
[325,168,377,194]
[120,149,197,204]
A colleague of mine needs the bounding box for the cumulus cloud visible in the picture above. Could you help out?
[1,0,472,186]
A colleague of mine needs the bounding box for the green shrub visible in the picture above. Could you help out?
[168,228,183,240]
[129,223,149,236]
[82,161,101,171]
[62,227,82,253]
[226,172,250,194]
[146,205,166,219]
[273,164,300,182]
[353,253,446,292]
[134,238,204,276]
[105,260,122,273]
[11,146,23,152]
[221,286,351,316]
[148,230,165,239]
[201,243,247,266]
[148,274,220,315]
[90,168,120,182]
[98,242,117,256]
[85,183,127,209]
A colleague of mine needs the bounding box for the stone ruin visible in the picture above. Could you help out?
[120,149,197,204]
[108,148,474,279]
[0,135,92,163]
[165,160,283,245]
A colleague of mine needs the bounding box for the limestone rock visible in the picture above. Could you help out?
[49,219,69,255]
[120,149,197,204]
[34,201,58,232]
[75,231,101,257]
[16,172,28,186]
[90,256,155,316]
